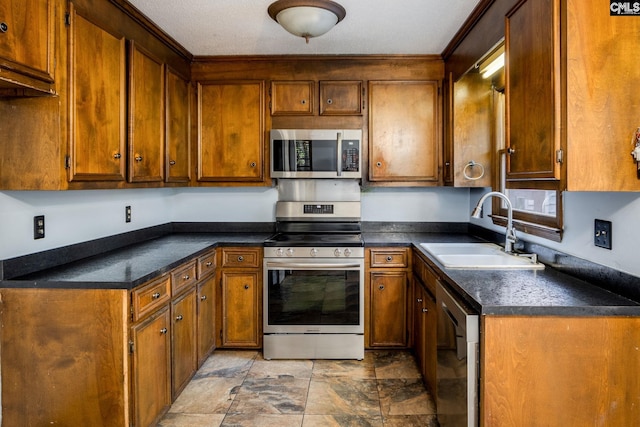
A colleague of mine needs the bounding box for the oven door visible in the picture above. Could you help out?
[263,257,365,334]
[270,129,362,179]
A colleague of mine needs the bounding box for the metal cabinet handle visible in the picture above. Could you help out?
[183,274,190,281]
[0,23,8,33]
[237,256,244,262]
[160,328,168,334]
[135,155,143,162]
[250,162,256,168]
[169,160,176,165]
[386,256,393,262]
[378,285,384,290]
[200,295,207,301]
[376,162,382,167]
[113,153,122,159]
[205,261,213,267]
[422,308,429,313]
[507,147,516,155]
[417,298,423,303]
[244,284,250,290]
[327,98,333,105]
[301,99,306,105]
[175,315,183,321]
[152,292,161,299]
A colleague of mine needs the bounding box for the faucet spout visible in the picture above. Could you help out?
[471,191,516,253]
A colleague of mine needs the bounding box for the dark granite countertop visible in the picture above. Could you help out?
[2,227,639,317]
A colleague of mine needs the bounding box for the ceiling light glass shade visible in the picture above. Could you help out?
[268,0,346,43]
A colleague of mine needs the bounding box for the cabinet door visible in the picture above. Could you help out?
[319,81,362,115]
[422,289,437,397]
[68,8,126,182]
[220,271,260,347]
[197,81,264,182]
[369,271,408,347]
[505,0,561,182]
[171,288,197,399]
[131,306,171,427]
[369,81,440,182]
[197,276,216,365]
[128,41,165,183]
[270,80,314,115]
[165,67,191,183]
[0,0,54,93]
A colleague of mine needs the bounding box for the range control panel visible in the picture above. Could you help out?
[303,204,334,214]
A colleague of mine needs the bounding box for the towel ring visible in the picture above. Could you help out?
[463,161,485,181]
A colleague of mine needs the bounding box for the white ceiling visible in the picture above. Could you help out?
[126,0,482,56]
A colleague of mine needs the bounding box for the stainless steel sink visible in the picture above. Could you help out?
[419,242,544,270]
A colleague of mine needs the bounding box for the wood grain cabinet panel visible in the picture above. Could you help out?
[197,276,216,365]
[128,41,165,183]
[165,67,191,182]
[271,80,314,115]
[197,80,265,182]
[171,287,197,399]
[0,0,55,94]
[68,7,127,182]
[319,80,363,115]
[369,81,440,184]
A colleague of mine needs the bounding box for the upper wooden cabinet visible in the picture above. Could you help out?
[270,80,314,115]
[270,80,363,116]
[0,0,55,95]
[68,7,127,182]
[506,0,640,191]
[368,80,441,184]
[319,80,362,115]
[196,80,265,183]
[166,67,191,183]
[128,41,165,183]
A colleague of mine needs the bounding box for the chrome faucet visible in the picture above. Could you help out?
[471,191,517,253]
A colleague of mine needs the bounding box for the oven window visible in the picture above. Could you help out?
[267,269,360,325]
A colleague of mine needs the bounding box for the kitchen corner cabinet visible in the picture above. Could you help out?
[166,67,191,183]
[368,80,441,185]
[68,7,127,182]
[482,316,640,426]
[217,247,262,348]
[411,248,438,396]
[506,0,640,191]
[366,247,410,348]
[196,81,265,183]
[0,0,55,95]
[128,41,165,183]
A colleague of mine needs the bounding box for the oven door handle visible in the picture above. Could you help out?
[265,261,362,269]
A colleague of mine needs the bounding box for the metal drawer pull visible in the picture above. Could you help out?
[386,256,392,262]
[176,315,183,321]
[244,284,250,290]
[0,23,8,33]
[250,162,256,168]
[152,292,161,299]
[206,261,213,267]
[327,98,333,104]
[237,256,244,262]
[113,152,121,159]
[169,160,176,165]
[422,308,428,313]
[160,328,168,334]
[379,285,384,290]
[417,298,423,303]
[135,155,143,162]
[183,274,190,280]
[200,295,207,301]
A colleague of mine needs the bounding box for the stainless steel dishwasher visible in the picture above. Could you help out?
[436,281,480,427]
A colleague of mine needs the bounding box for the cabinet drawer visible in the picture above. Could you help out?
[171,261,197,296]
[221,248,261,268]
[370,248,409,268]
[132,275,171,321]
[197,250,216,280]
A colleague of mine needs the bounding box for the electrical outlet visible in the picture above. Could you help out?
[594,219,612,250]
[33,215,45,239]
[125,206,132,223]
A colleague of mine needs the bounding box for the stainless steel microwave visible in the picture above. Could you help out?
[270,129,362,179]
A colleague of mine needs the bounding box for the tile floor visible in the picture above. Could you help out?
[158,350,438,427]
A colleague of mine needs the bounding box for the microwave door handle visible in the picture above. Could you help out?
[336,132,343,176]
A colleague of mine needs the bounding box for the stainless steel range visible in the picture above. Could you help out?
[263,180,364,360]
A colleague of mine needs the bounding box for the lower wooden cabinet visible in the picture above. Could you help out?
[197,276,216,365]
[131,305,172,427]
[217,247,262,348]
[412,248,438,395]
[171,286,198,399]
[366,247,410,348]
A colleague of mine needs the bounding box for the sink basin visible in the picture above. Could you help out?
[419,242,544,270]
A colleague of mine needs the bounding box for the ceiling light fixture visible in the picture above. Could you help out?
[268,0,346,44]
